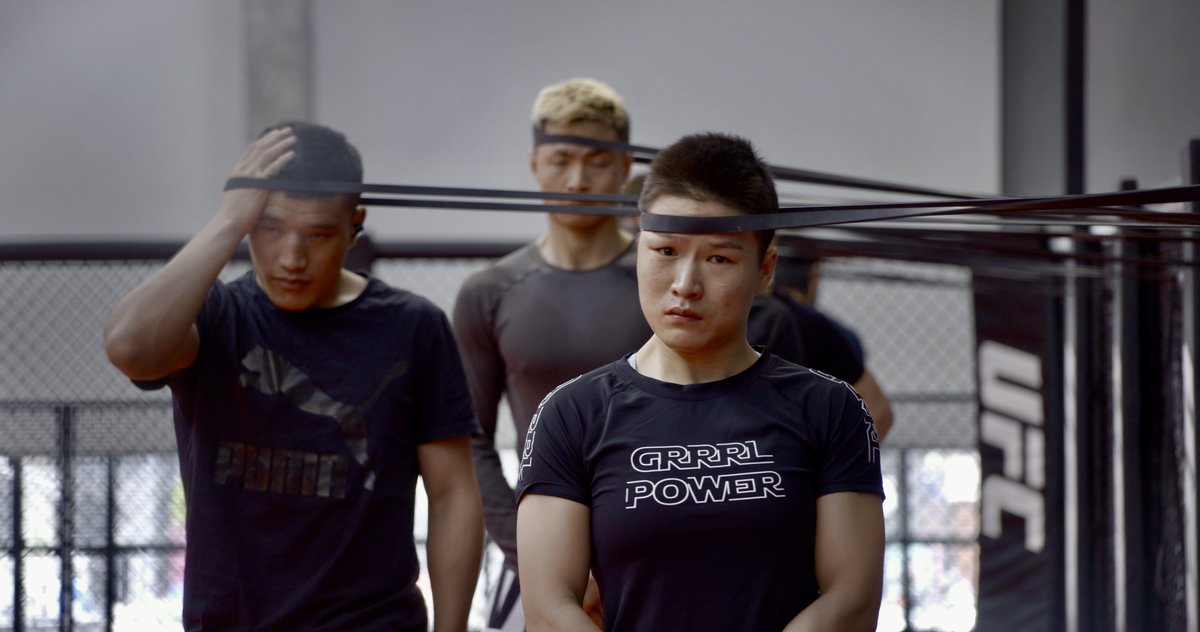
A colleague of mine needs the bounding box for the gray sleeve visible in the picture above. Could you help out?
[451,276,519,566]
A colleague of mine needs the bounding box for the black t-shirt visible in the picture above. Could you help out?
[516,353,883,631]
[137,271,478,631]
[453,241,806,568]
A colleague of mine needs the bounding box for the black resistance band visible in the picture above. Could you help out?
[531,132,985,199]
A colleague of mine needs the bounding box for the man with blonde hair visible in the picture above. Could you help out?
[453,78,646,630]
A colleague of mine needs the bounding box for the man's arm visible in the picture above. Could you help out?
[517,494,599,632]
[103,128,295,380]
[853,368,894,440]
[419,435,484,632]
[783,492,884,632]
[451,282,520,564]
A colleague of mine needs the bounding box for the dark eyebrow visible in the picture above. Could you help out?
[643,232,748,251]
[708,238,748,251]
[258,212,340,230]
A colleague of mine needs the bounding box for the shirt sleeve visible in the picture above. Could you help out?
[515,378,590,507]
[816,380,884,499]
[413,306,480,443]
[451,275,520,563]
[130,279,230,392]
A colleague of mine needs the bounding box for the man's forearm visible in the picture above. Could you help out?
[105,129,293,380]
[526,600,602,632]
[103,215,245,379]
[472,433,519,563]
[781,588,880,632]
[426,484,484,632]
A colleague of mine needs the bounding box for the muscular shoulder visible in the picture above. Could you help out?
[761,355,859,407]
[786,299,841,337]
[458,243,542,296]
[521,361,628,465]
[453,243,541,331]
[537,360,628,412]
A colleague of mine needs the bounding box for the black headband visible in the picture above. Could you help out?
[532,130,659,159]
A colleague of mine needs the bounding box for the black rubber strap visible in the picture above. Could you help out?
[531,133,984,198]
[224,177,1200,230]
[358,197,635,216]
[225,177,637,205]
[638,184,1200,233]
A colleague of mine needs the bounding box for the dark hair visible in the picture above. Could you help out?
[639,133,777,259]
[259,121,363,206]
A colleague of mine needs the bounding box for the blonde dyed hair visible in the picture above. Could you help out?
[532,78,630,142]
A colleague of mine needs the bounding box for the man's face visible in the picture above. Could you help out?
[248,192,364,311]
[530,120,632,231]
[637,195,776,356]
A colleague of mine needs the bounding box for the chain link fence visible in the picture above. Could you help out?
[0,246,979,631]
[820,258,979,632]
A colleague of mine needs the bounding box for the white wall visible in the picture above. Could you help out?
[2,1,1000,242]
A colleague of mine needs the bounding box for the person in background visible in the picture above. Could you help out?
[452,78,646,630]
[104,122,483,631]
[750,254,894,439]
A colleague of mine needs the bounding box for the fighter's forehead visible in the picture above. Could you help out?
[261,192,353,223]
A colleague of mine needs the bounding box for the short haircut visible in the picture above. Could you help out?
[639,132,777,259]
[258,121,363,207]
[532,78,631,143]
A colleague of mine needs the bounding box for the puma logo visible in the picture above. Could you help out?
[230,345,409,492]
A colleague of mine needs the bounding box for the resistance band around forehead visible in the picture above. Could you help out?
[532,131,659,161]
[638,184,1200,234]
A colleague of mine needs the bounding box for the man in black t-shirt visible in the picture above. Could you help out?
[104,122,483,631]
[748,255,895,439]
[517,133,885,631]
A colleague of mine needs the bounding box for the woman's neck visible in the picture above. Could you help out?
[632,336,760,385]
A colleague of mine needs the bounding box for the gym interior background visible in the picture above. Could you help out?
[2,2,1199,631]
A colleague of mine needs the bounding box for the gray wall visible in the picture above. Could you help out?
[2,1,999,242]
[1087,0,1200,191]
[0,1,245,239]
